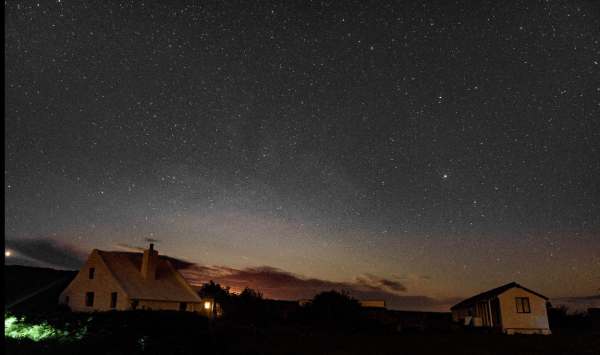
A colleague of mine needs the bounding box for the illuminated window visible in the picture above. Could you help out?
[204,301,211,310]
[110,292,118,308]
[89,268,95,279]
[515,297,531,313]
[85,292,94,307]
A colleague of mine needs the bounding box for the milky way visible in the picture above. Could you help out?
[5,1,600,309]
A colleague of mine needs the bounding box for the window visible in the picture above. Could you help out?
[89,268,95,279]
[130,299,139,310]
[110,292,118,308]
[65,296,70,305]
[179,302,187,311]
[515,297,531,313]
[85,292,94,307]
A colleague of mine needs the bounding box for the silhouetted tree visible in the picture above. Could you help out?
[239,287,263,301]
[198,281,230,303]
[228,287,267,324]
[307,290,361,329]
[198,281,231,318]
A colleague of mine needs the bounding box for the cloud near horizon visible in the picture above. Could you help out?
[550,295,600,313]
[4,237,456,311]
[5,237,86,270]
[178,264,459,311]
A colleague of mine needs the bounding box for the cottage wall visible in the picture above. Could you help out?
[498,288,550,334]
[136,300,200,312]
[59,250,129,312]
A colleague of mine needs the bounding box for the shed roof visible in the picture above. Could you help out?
[96,250,201,303]
[450,282,548,310]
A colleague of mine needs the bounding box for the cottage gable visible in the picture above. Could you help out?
[60,249,128,311]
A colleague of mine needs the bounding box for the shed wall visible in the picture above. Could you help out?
[498,288,550,334]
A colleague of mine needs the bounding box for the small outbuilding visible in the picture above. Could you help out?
[59,244,210,314]
[451,282,551,335]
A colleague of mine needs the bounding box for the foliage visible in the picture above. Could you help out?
[4,312,85,342]
[239,287,263,301]
[308,290,361,322]
[198,280,230,303]
[546,304,592,333]
[224,287,267,324]
[5,307,600,354]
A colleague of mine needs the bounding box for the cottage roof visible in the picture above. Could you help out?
[450,282,548,310]
[95,250,201,303]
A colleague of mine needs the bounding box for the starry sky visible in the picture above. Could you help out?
[5,1,600,311]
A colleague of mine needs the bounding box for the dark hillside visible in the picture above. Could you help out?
[5,265,77,313]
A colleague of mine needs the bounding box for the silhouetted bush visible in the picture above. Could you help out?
[547,304,592,333]
[303,290,362,331]
[226,287,268,325]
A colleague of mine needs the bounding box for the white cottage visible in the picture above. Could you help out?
[451,282,551,335]
[59,244,209,313]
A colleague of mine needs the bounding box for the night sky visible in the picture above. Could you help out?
[5,1,600,310]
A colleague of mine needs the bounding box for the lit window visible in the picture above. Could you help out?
[515,297,531,313]
[204,301,211,310]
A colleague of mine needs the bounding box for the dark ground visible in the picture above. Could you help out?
[6,323,600,355]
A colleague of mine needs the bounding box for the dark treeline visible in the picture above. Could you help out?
[546,303,598,334]
[199,281,369,332]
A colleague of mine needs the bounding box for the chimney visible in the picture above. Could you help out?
[141,243,159,279]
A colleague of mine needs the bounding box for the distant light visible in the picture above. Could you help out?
[442,174,449,180]
[5,250,11,257]
[204,301,211,310]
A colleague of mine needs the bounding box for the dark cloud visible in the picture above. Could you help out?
[113,243,145,252]
[5,238,86,270]
[355,273,407,292]
[112,243,194,269]
[179,264,456,311]
[163,256,196,270]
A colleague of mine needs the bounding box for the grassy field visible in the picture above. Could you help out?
[6,331,600,355]
[5,311,600,355]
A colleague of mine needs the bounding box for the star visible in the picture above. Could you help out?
[3,0,599,311]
